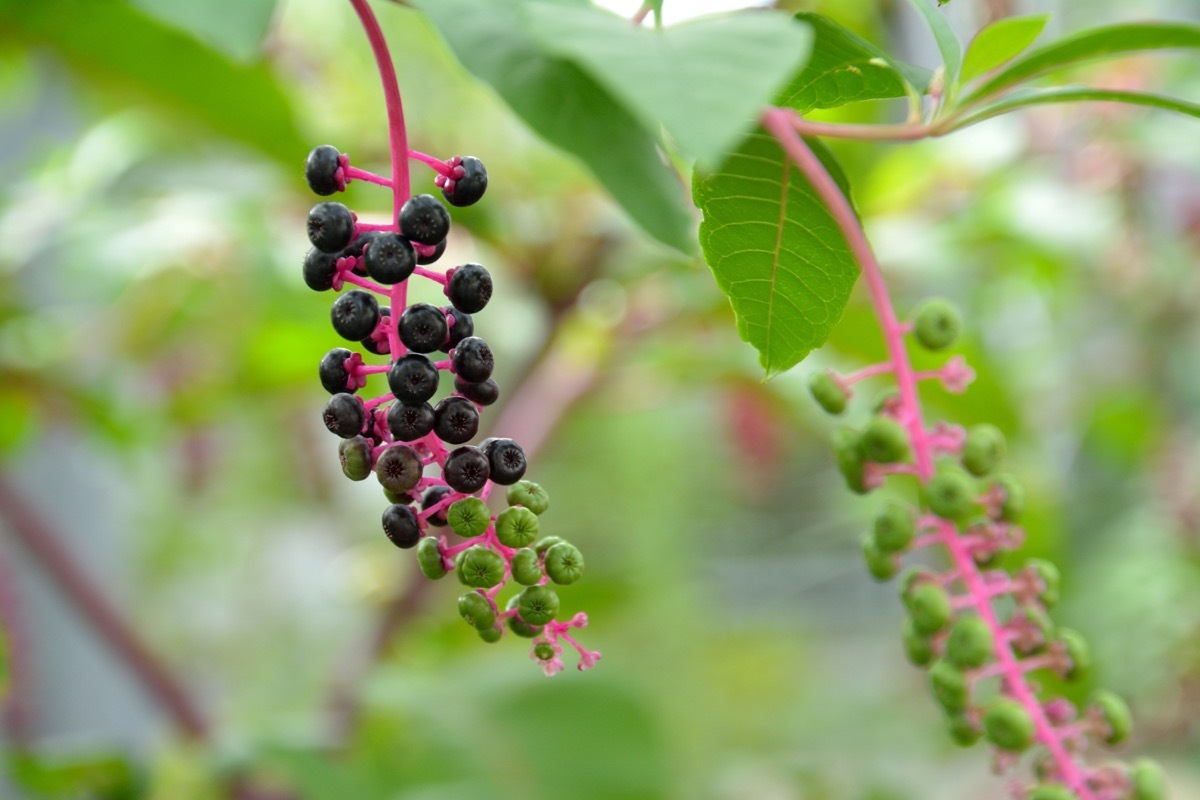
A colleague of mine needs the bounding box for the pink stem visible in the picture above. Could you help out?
[840,361,894,385]
[341,273,390,295]
[408,149,453,176]
[412,266,448,285]
[344,165,393,188]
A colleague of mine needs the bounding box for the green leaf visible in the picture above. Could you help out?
[125,0,278,63]
[960,14,1048,84]
[694,131,859,377]
[414,0,693,253]
[776,13,931,114]
[524,5,812,164]
[952,85,1200,128]
[907,0,963,85]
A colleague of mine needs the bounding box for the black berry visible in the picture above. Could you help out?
[387,401,435,442]
[387,353,440,404]
[307,201,355,253]
[363,232,416,285]
[341,231,376,275]
[483,438,526,485]
[417,238,446,265]
[305,145,342,196]
[399,194,450,246]
[360,307,391,355]
[441,156,487,207]
[441,307,474,352]
[443,445,490,494]
[303,248,339,291]
[382,503,421,549]
[330,290,380,341]
[433,396,479,445]
[422,485,454,527]
[447,263,492,314]
[455,377,499,406]
[399,303,449,353]
[375,444,422,494]
[451,336,494,384]
[322,393,365,438]
[319,348,354,395]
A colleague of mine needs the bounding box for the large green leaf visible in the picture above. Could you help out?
[523,5,812,164]
[126,0,278,63]
[959,14,1048,85]
[776,13,931,114]
[952,85,1200,128]
[413,0,693,253]
[907,0,962,86]
[694,131,859,377]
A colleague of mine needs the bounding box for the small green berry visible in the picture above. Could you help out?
[928,660,969,713]
[1059,628,1091,681]
[862,534,900,581]
[946,714,982,747]
[477,625,502,643]
[544,542,585,585]
[901,618,935,667]
[338,436,373,481]
[457,590,496,630]
[517,585,560,626]
[506,480,550,515]
[533,642,557,661]
[962,424,1005,477]
[983,699,1036,751]
[416,536,447,580]
[383,487,413,505]
[991,473,1025,522]
[1130,759,1167,800]
[1091,690,1133,746]
[495,506,539,548]
[533,536,565,556]
[1028,786,1077,800]
[861,416,909,463]
[808,371,849,415]
[456,545,506,589]
[510,547,542,586]
[832,427,868,494]
[913,299,962,351]
[447,497,491,538]
[945,615,994,669]
[905,582,953,635]
[925,467,976,520]
[1025,559,1060,608]
[505,595,543,638]
[874,502,915,552]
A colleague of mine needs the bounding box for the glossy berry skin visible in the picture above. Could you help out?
[399,194,451,245]
[443,445,490,493]
[441,307,473,352]
[360,307,391,355]
[507,481,549,515]
[331,290,380,341]
[323,393,365,439]
[375,444,422,494]
[363,232,416,285]
[416,536,447,579]
[382,503,421,549]
[447,263,493,314]
[307,201,355,253]
[387,354,440,404]
[446,497,490,538]
[338,436,373,481]
[417,238,446,265]
[545,542,584,585]
[399,303,449,353]
[421,485,453,526]
[495,506,538,548]
[319,348,354,395]
[510,548,542,586]
[458,590,496,629]
[387,401,435,442]
[456,546,505,589]
[483,438,526,485]
[455,377,499,406]
[303,248,339,291]
[451,336,494,384]
[305,144,342,195]
[441,156,488,207]
[517,584,559,626]
[433,396,479,445]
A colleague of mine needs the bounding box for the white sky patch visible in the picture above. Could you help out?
[593,0,773,25]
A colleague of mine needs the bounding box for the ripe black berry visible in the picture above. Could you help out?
[375,444,422,494]
[399,303,449,353]
[399,194,451,245]
[387,353,440,404]
[443,446,490,493]
[303,248,339,291]
[447,263,492,314]
[451,336,494,384]
[322,393,366,438]
[417,238,446,265]
[363,232,416,285]
[319,348,355,395]
[382,503,421,549]
[307,201,355,253]
[422,485,454,526]
[330,290,380,341]
[387,401,435,442]
[433,396,479,445]
[360,307,391,355]
[305,145,342,196]
[455,377,499,406]
[441,307,474,352]
[441,156,488,207]
[483,438,526,485]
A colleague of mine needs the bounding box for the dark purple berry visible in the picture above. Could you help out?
[375,444,422,494]
[443,445,490,494]
[341,231,377,276]
[447,263,492,314]
[451,336,494,384]
[483,438,526,485]
[303,248,339,291]
[319,348,354,395]
[322,393,365,438]
[387,401,435,442]
[441,307,474,352]
[382,503,421,549]
[455,377,499,406]
[307,201,355,253]
[433,396,479,445]
[363,232,416,285]
[422,485,453,526]
[387,353,439,404]
[305,145,342,196]
[398,303,449,353]
[360,307,391,355]
[440,156,487,207]
[330,290,380,341]
[399,194,450,246]
[417,238,446,265]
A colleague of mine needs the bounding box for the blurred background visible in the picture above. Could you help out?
[0,0,1198,797]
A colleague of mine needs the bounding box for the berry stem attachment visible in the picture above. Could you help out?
[407,149,455,176]
[343,165,393,188]
[840,362,894,386]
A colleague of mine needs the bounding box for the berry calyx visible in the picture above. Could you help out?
[447,263,493,314]
[399,193,451,245]
[416,238,447,265]
[913,299,962,351]
[441,156,488,207]
[441,307,474,352]
[307,201,355,253]
[305,145,342,195]
[421,485,453,527]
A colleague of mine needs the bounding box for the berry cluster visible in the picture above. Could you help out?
[301,141,598,675]
[808,299,1164,800]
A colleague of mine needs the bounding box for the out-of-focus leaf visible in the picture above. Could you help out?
[126,0,278,63]
[959,14,1048,84]
[8,751,141,799]
[952,85,1200,128]
[906,0,962,85]
[693,131,859,377]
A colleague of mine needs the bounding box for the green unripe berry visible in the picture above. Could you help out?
[457,590,496,631]
[962,424,1005,477]
[447,497,491,537]
[906,582,953,635]
[946,615,994,669]
[495,506,539,548]
[901,618,935,667]
[517,585,560,626]
[416,536,447,580]
[1130,759,1167,800]
[506,480,550,515]
[928,660,969,713]
[874,502,915,552]
[1091,690,1133,746]
[544,542,585,585]
[338,436,373,481]
[832,427,868,494]
[456,545,506,588]
[946,714,982,747]
[533,536,566,556]
[383,487,412,505]
[913,299,962,351]
[1029,786,1077,800]
[862,534,900,581]
[992,473,1025,522]
[1059,628,1091,681]
[505,595,542,638]
[477,625,502,643]
[1026,559,1061,608]
[808,371,849,415]
[983,699,1036,751]
[533,642,557,661]
[925,467,976,520]
[510,547,542,586]
[861,416,910,463]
